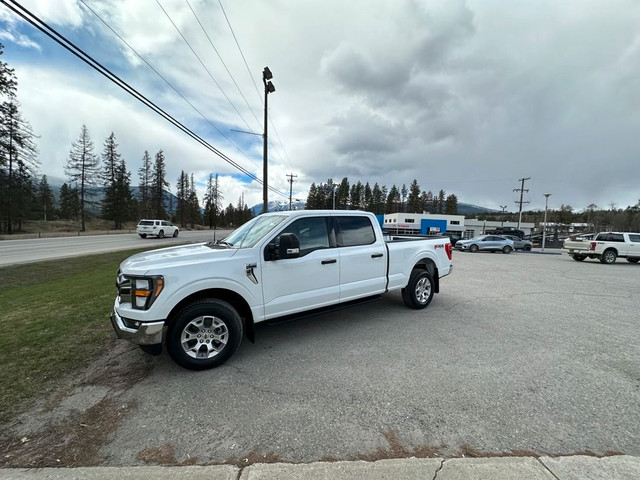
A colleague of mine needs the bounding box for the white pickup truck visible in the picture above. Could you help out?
[110,210,453,370]
[563,231,640,264]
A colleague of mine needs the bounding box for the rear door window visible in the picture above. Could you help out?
[336,216,376,247]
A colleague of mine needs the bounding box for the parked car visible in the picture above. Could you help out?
[455,235,514,253]
[562,231,640,263]
[137,219,179,239]
[441,232,462,246]
[501,235,532,251]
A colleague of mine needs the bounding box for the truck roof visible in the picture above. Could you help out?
[262,210,374,217]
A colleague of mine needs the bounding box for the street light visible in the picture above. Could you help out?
[542,193,551,251]
[500,205,507,226]
[262,67,275,214]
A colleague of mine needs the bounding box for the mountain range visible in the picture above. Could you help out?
[45,176,498,217]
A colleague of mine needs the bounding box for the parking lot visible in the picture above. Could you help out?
[9,249,640,466]
[73,248,636,465]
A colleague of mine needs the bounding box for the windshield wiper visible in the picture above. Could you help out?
[205,239,234,249]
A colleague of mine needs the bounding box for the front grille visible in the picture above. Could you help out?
[116,270,132,304]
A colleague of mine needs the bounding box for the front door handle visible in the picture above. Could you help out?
[371,253,384,258]
[321,259,337,265]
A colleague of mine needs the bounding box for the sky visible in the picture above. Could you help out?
[1,0,640,212]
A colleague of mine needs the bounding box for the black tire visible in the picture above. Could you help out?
[173,229,179,237]
[139,233,147,238]
[502,245,512,254]
[469,244,479,253]
[626,258,640,263]
[523,245,532,251]
[600,249,617,264]
[572,255,586,262]
[157,230,165,239]
[402,269,435,310]
[167,299,243,370]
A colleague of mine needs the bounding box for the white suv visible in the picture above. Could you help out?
[137,219,179,239]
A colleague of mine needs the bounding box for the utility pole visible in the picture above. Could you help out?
[514,177,531,230]
[542,193,551,251]
[286,173,297,210]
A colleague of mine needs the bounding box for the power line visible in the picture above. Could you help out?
[185,0,262,131]
[154,0,256,134]
[217,0,262,105]
[215,0,296,175]
[77,0,262,173]
[1,0,288,199]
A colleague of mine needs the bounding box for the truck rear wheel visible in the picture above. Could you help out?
[600,250,617,264]
[402,269,434,309]
[167,299,243,370]
[572,255,586,261]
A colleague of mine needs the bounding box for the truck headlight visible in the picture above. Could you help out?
[131,276,164,310]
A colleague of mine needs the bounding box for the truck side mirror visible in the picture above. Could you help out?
[278,233,300,259]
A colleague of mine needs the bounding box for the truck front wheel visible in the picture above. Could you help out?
[600,250,617,264]
[167,299,243,370]
[402,270,434,310]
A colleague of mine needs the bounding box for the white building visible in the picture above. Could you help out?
[380,213,534,238]
[381,213,465,235]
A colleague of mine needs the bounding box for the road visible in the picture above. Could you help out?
[0,230,233,267]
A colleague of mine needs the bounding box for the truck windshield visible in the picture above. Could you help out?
[219,215,287,248]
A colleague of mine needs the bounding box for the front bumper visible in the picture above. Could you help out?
[110,305,165,345]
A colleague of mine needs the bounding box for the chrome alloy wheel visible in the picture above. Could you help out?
[414,276,432,304]
[180,316,229,359]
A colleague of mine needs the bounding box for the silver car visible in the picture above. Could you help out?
[502,235,533,251]
[455,235,514,254]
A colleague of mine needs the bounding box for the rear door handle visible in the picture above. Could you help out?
[321,259,337,265]
[371,253,384,258]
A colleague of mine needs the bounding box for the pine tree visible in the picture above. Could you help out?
[187,173,201,228]
[445,194,458,215]
[363,182,373,212]
[0,98,39,233]
[138,150,152,218]
[372,183,384,214]
[437,189,446,214]
[350,181,363,210]
[103,159,133,229]
[38,175,55,221]
[204,173,223,230]
[176,170,188,227]
[151,150,169,219]
[66,125,99,231]
[59,183,79,220]
[336,177,350,209]
[407,179,422,213]
[386,185,400,213]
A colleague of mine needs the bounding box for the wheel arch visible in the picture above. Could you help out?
[166,288,255,343]
[411,257,439,293]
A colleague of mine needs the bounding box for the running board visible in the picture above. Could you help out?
[264,295,382,326]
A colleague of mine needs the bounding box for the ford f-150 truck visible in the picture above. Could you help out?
[110,210,453,370]
[563,231,640,264]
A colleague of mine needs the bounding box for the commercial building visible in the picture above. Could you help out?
[380,213,534,238]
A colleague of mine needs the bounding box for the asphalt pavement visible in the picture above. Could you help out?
[2,249,640,477]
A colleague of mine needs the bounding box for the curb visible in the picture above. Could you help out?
[2,455,640,480]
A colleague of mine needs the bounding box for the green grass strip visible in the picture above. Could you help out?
[0,248,162,424]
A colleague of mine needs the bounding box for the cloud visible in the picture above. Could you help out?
[4,0,640,213]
